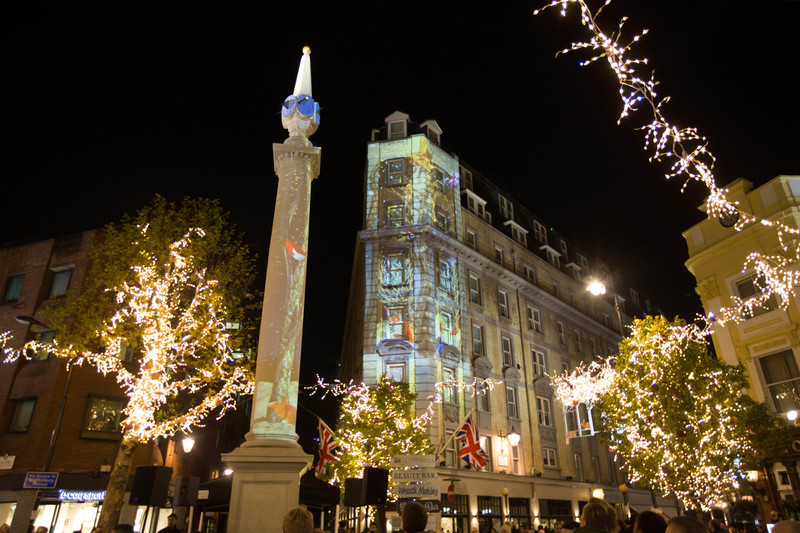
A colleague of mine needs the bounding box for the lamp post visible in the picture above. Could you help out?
[586,281,625,338]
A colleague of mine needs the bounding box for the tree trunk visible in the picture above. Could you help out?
[99,438,140,531]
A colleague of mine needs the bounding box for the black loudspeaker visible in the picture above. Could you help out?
[362,466,389,505]
[174,476,200,505]
[129,466,173,507]
[343,478,365,507]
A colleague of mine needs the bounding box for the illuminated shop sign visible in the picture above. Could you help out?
[58,490,106,501]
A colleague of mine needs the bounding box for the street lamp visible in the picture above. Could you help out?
[181,437,195,454]
[586,280,625,338]
[507,426,521,448]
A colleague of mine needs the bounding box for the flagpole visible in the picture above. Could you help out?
[436,407,476,462]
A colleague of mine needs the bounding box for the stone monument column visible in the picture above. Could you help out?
[222,46,320,533]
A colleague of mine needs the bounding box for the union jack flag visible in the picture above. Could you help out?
[315,418,338,478]
[454,412,488,469]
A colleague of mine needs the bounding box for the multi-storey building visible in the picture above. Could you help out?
[684,176,800,517]
[341,112,677,532]
[0,232,158,533]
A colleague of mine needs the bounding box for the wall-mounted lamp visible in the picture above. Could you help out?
[592,488,605,499]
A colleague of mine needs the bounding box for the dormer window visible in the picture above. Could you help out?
[420,119,443,146]
[463,190,488,221]
[540,244,561,268]
[499,194,513,221]
[534,221,547,244]
[460,167,473,191]
[503,220,528,246]
[384,111,410,140]
[389,121,406,139]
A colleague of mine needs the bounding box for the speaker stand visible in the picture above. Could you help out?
[221,440,311,533]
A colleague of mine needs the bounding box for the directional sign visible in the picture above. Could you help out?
[24,472,59,489]
[397,499,442,513]
[392,469,437,482]
[391,455,436,468]
[393,484,441,498]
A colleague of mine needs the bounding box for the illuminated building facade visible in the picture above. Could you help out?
[684,176,800,515]
[341,112,676,531]
[0,232,157,533]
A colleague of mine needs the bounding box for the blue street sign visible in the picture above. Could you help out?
[24,472,59,489]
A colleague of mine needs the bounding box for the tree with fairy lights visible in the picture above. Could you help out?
[2,196,258,531]
[598,316,787,511]
[326,374,431,487]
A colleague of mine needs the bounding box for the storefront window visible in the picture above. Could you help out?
[82,397,125,437]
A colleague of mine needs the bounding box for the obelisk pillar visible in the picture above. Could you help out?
[222,46,320,533]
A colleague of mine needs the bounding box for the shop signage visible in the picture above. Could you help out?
[391,455,435,468]
[397,499,442,513]
[58,490,106,501]
[0,455,15,470]
[24,472,59,489]
[391,469,437,482]
[393,484,441,498]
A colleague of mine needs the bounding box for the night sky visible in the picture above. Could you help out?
[2,1,799,424]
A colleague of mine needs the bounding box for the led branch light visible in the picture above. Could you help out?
[3,227,253,443]
[534,0,800,324]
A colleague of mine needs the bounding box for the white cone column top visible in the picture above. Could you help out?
[292,46,312,97]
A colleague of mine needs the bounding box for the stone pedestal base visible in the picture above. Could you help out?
[221,440,312,533]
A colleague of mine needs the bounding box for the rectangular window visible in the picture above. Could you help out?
[433,168,446,194]
[384,305,405,339]
[389,122,406,139]
[119,342,137,362]
[506,386,518,418]
[498,289,510,318]
[592,456,601,483]
[557,320,566,344]
[434,209,449,233]
[28,329,54,361]
[532,349,546,377]
[574,453,583,480]
[523,264,537,284]
[384,252,405,286]
[501,334,514,366]
[759,349,800,412]
[386,362,406,382]
[445,435,458,467]
[511,443,521,474]
[631,289,640,307]
[736,274,780,316]
[560,240,568,261]
[494,243,505,265]
[589,337,597,356]
[468,273,482,305]
[9,398,36,433]
[471,322,485,355]
[50,268,73,297]
[83,397,125,434]
[543,447,557,467]
[386,158,405,185]
[465,228,478,250]
[442,368,457,404]
[3,274,25,302]
[574,330,583,352]
[386,203,404,227]
[477,382,491,412]
[511,224,528,246]
[440,311,456,345]
[578,254,588,270]
[537,397,552,426]
[461,167,473,190]
[547,249,560,269]
[552,280,560,298]
[534,221,547,244]
[438,258,454,293]
[499,194,513,220]
[527,306,542,333]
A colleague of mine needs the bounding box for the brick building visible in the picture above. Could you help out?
[340,112,677,532]
[0,232,157,533]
